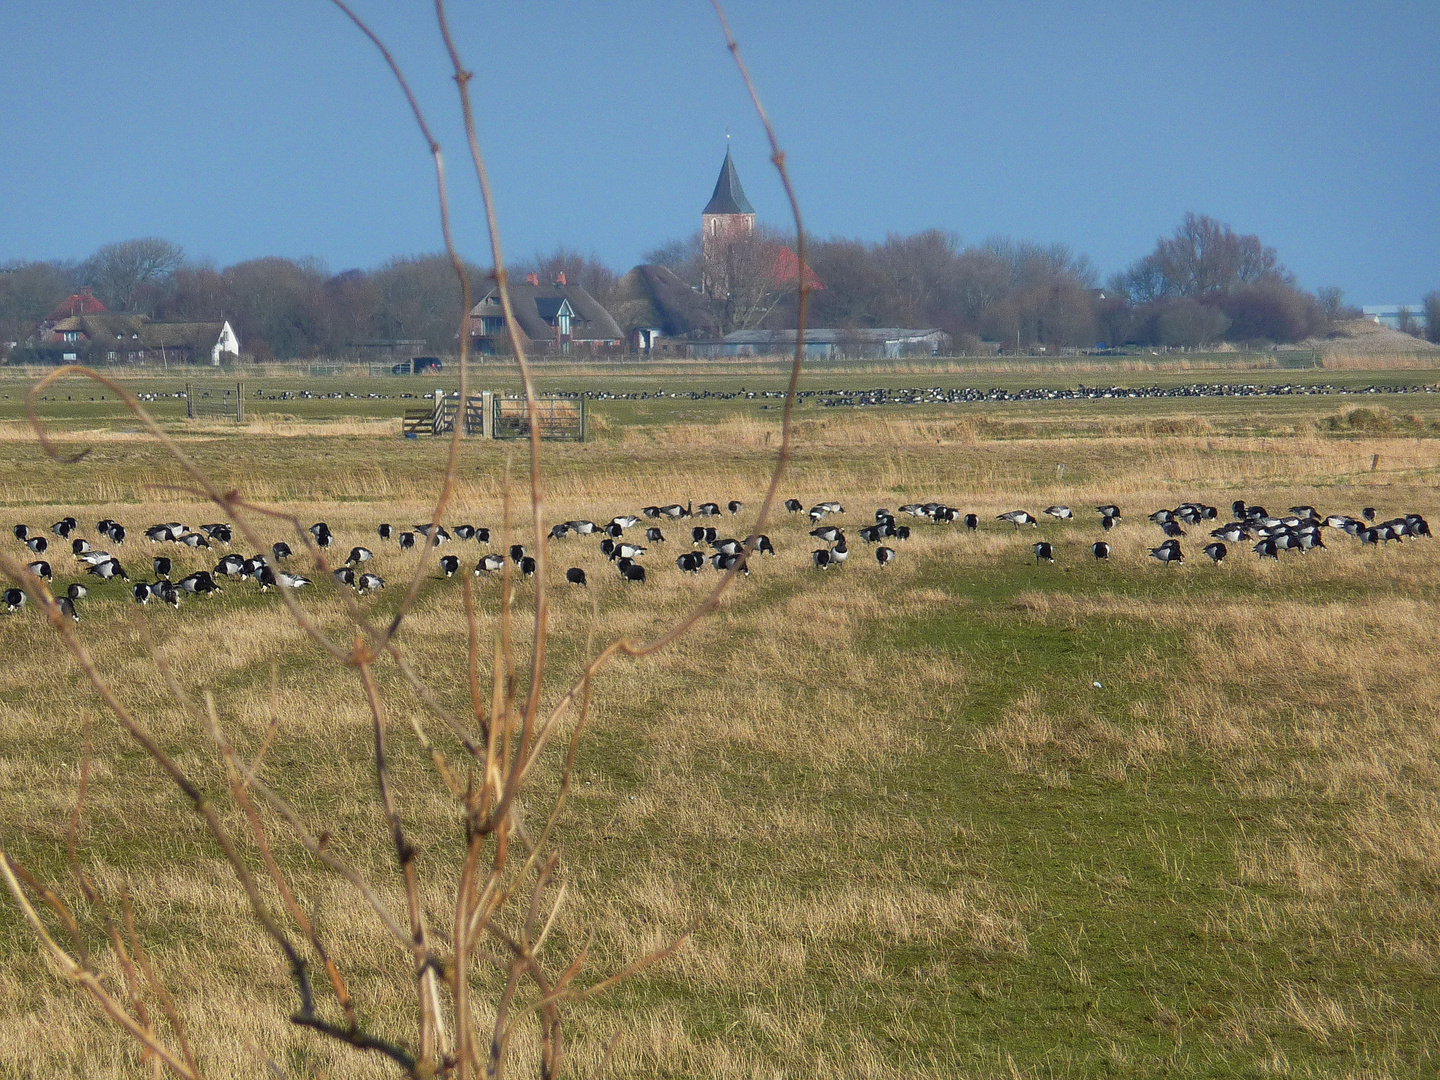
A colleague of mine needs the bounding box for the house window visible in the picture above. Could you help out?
[107,351,117,361]
[63,330,80,342]
[63,352,78,361]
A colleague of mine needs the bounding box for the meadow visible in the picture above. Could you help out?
[1,361,1439,1078]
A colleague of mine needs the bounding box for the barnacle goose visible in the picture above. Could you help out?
[876,546,896,566]
[1092,541,1110,560]
[475,553,504,573]
[565,567,587,586]
[1032,542,1054,565]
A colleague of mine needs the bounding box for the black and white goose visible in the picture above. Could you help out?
[398,532,416,551]
[660,503,690,519]
[378,523,394,540]
[618,559,646,582]
[1149,540,1183,566]
[963,514,979,530]
[153,556,172,579]
[27,560,52,580]
[727,500,744,515]
[676,551,705,573]
[810,525,843,543]
[66,583,87,601]
[565,567,587,587]
[694,502,721,517]
[87,559,128,581]
[439,555,460,577]
[277,572,312,589]
[334,567,356,587]
[25,536,48,554]
[747,534,776,556]
[272,541,293,561]
[520,556,536,577]
[177,571,221,596]
[567,520,598,534]
[475,553,506,574]
[1044,506,1072,520]
[215,554,247,577]
[454,525,477,541]
[199,523,232,544]
[692,526,718,546]
[1092,541,1110,560]
[645,526,666,543]
[876,546,896,567]
[12,525,30,542]
[710,552,748,574]
[550,523,571,540]
[1095,504,1121,520]
[52,518,78,539]
[56,596,79,622]
[811,549,835,569]
[3,588,25,613]
[609,515,640,531]
[509,544,526,564]
[998,510,1038,529]
[357,572,385,594]
[347,546,373,565]
[1102,516,1117,531]
[1032,542,1054,565]
[1159,519,1186,538]
[784,499,803,513]
[830,539,849,563]
[71,538,92,555]
[1202,542,1227,564]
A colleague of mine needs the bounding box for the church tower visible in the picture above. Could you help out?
[701,147,755,296]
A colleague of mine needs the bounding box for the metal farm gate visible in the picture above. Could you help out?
[404,391,585,441]
[185,381,245,422]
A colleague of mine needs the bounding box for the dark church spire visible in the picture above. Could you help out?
[702,147,754,216]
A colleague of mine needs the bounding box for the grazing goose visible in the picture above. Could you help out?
[177,532,209,549]
[398,531,416,551]
[520,556,537,577]
[153,556,172,579]
[599,538,617,559]
[609,515,640,531]
[439,554,460,577]
[748,534,776,556]
[811,549,836,569]
[676,551,705,573]
[641,506,661,519]
[565,567,587,587]
[808,506,827,523]
[963,514,979,530]
[71,538,92,555]
[1092,541,1110,560]
[334,567,356,587]
[52,518,78,538]
[1362,507,1376,521]
[378,523,394,540]
[830,539,849,563]
[1159,520,1186,538]
[3,588,25,613]
[893,526,911,541]
[215,554,246,577]
[692,526,718,546]
[810,525,843,543]
[858,524,888,543]
[454,524,477,540]
[157,582,181,608]
[66,583,88,600]
[1102,515,1117,531]
[130,581,153,605]
[25,536,48,554]
[199,523,232,543]
[710,552,748,574]
[78,551,113,567]
[615,559,644,582]
[1202,542,1227,565]
[1149,540,1183,566]
[27,560,51,580]
[309,521,330,538]
[660,503,691,519]
[645,526,666,543]
[13,525,30,541]
[549,523,571,540]
[313,528,333,549]
[818,501,844,515]
[567,520,598,534]
[1095,504,1121,519]
[57,596,79,622]
[602,522,624,538]
[177,571,221,596]
[475,527,492,543]
[1211,523,1248,543]
[876,546,896,567]
[87,559,128,581]
[506,544,526,564]
[614,543,646,560]
[1254,538,1279,559]
[728,500,744,515]
[146,524,179,543]
[347,546,373,565]
[1032,541,1055,565]
[1043,506,1072,520]
[998,510,1038,529]
[1148,509,1174,524]
[784,499,803,513]
[475,553,506,574]
[357,572,385,594]
[277,572,312,589]
[695,502,721,517]
[272,541,293,561]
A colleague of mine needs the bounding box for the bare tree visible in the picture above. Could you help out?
[82,237,185,311]
[1424,292,1440,344]
[702,224,790,333]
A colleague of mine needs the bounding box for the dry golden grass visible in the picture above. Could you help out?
[2,404,1440,1077]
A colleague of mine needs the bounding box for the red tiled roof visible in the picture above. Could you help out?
[771,247,824,290]
[47,291,107,320]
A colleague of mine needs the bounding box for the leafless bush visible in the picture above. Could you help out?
[0,3,809,1077]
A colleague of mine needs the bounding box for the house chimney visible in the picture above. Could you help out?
[525,272,539,286]
[79,286,94,297]
[555,272,567,286]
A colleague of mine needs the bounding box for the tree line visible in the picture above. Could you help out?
[3,216,1436,360]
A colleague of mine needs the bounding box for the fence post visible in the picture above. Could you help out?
[579,396,586,442]
[236,380,245,423]
[185,381,194,419]
[482,391,494,439]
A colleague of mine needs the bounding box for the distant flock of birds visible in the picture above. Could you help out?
[2,493,1430,622]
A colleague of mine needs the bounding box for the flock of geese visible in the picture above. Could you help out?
[2,495,1430,621]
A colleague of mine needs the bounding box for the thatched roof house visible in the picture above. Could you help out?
[468,275,622,355]
[610,264,719,353]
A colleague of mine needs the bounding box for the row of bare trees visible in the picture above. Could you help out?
[3,213,1430,359]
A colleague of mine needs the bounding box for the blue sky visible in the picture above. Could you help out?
[2,1,1436,302]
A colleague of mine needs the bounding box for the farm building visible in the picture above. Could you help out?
[1362,305,1428,333]
[468,274,623,355]
[692,327,952,360]
[610,264,720,353]
[24,313,241,365]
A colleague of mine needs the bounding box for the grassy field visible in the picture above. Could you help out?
[1,362,1439,1078]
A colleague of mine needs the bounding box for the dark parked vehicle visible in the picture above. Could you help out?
[392,356,443,375]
